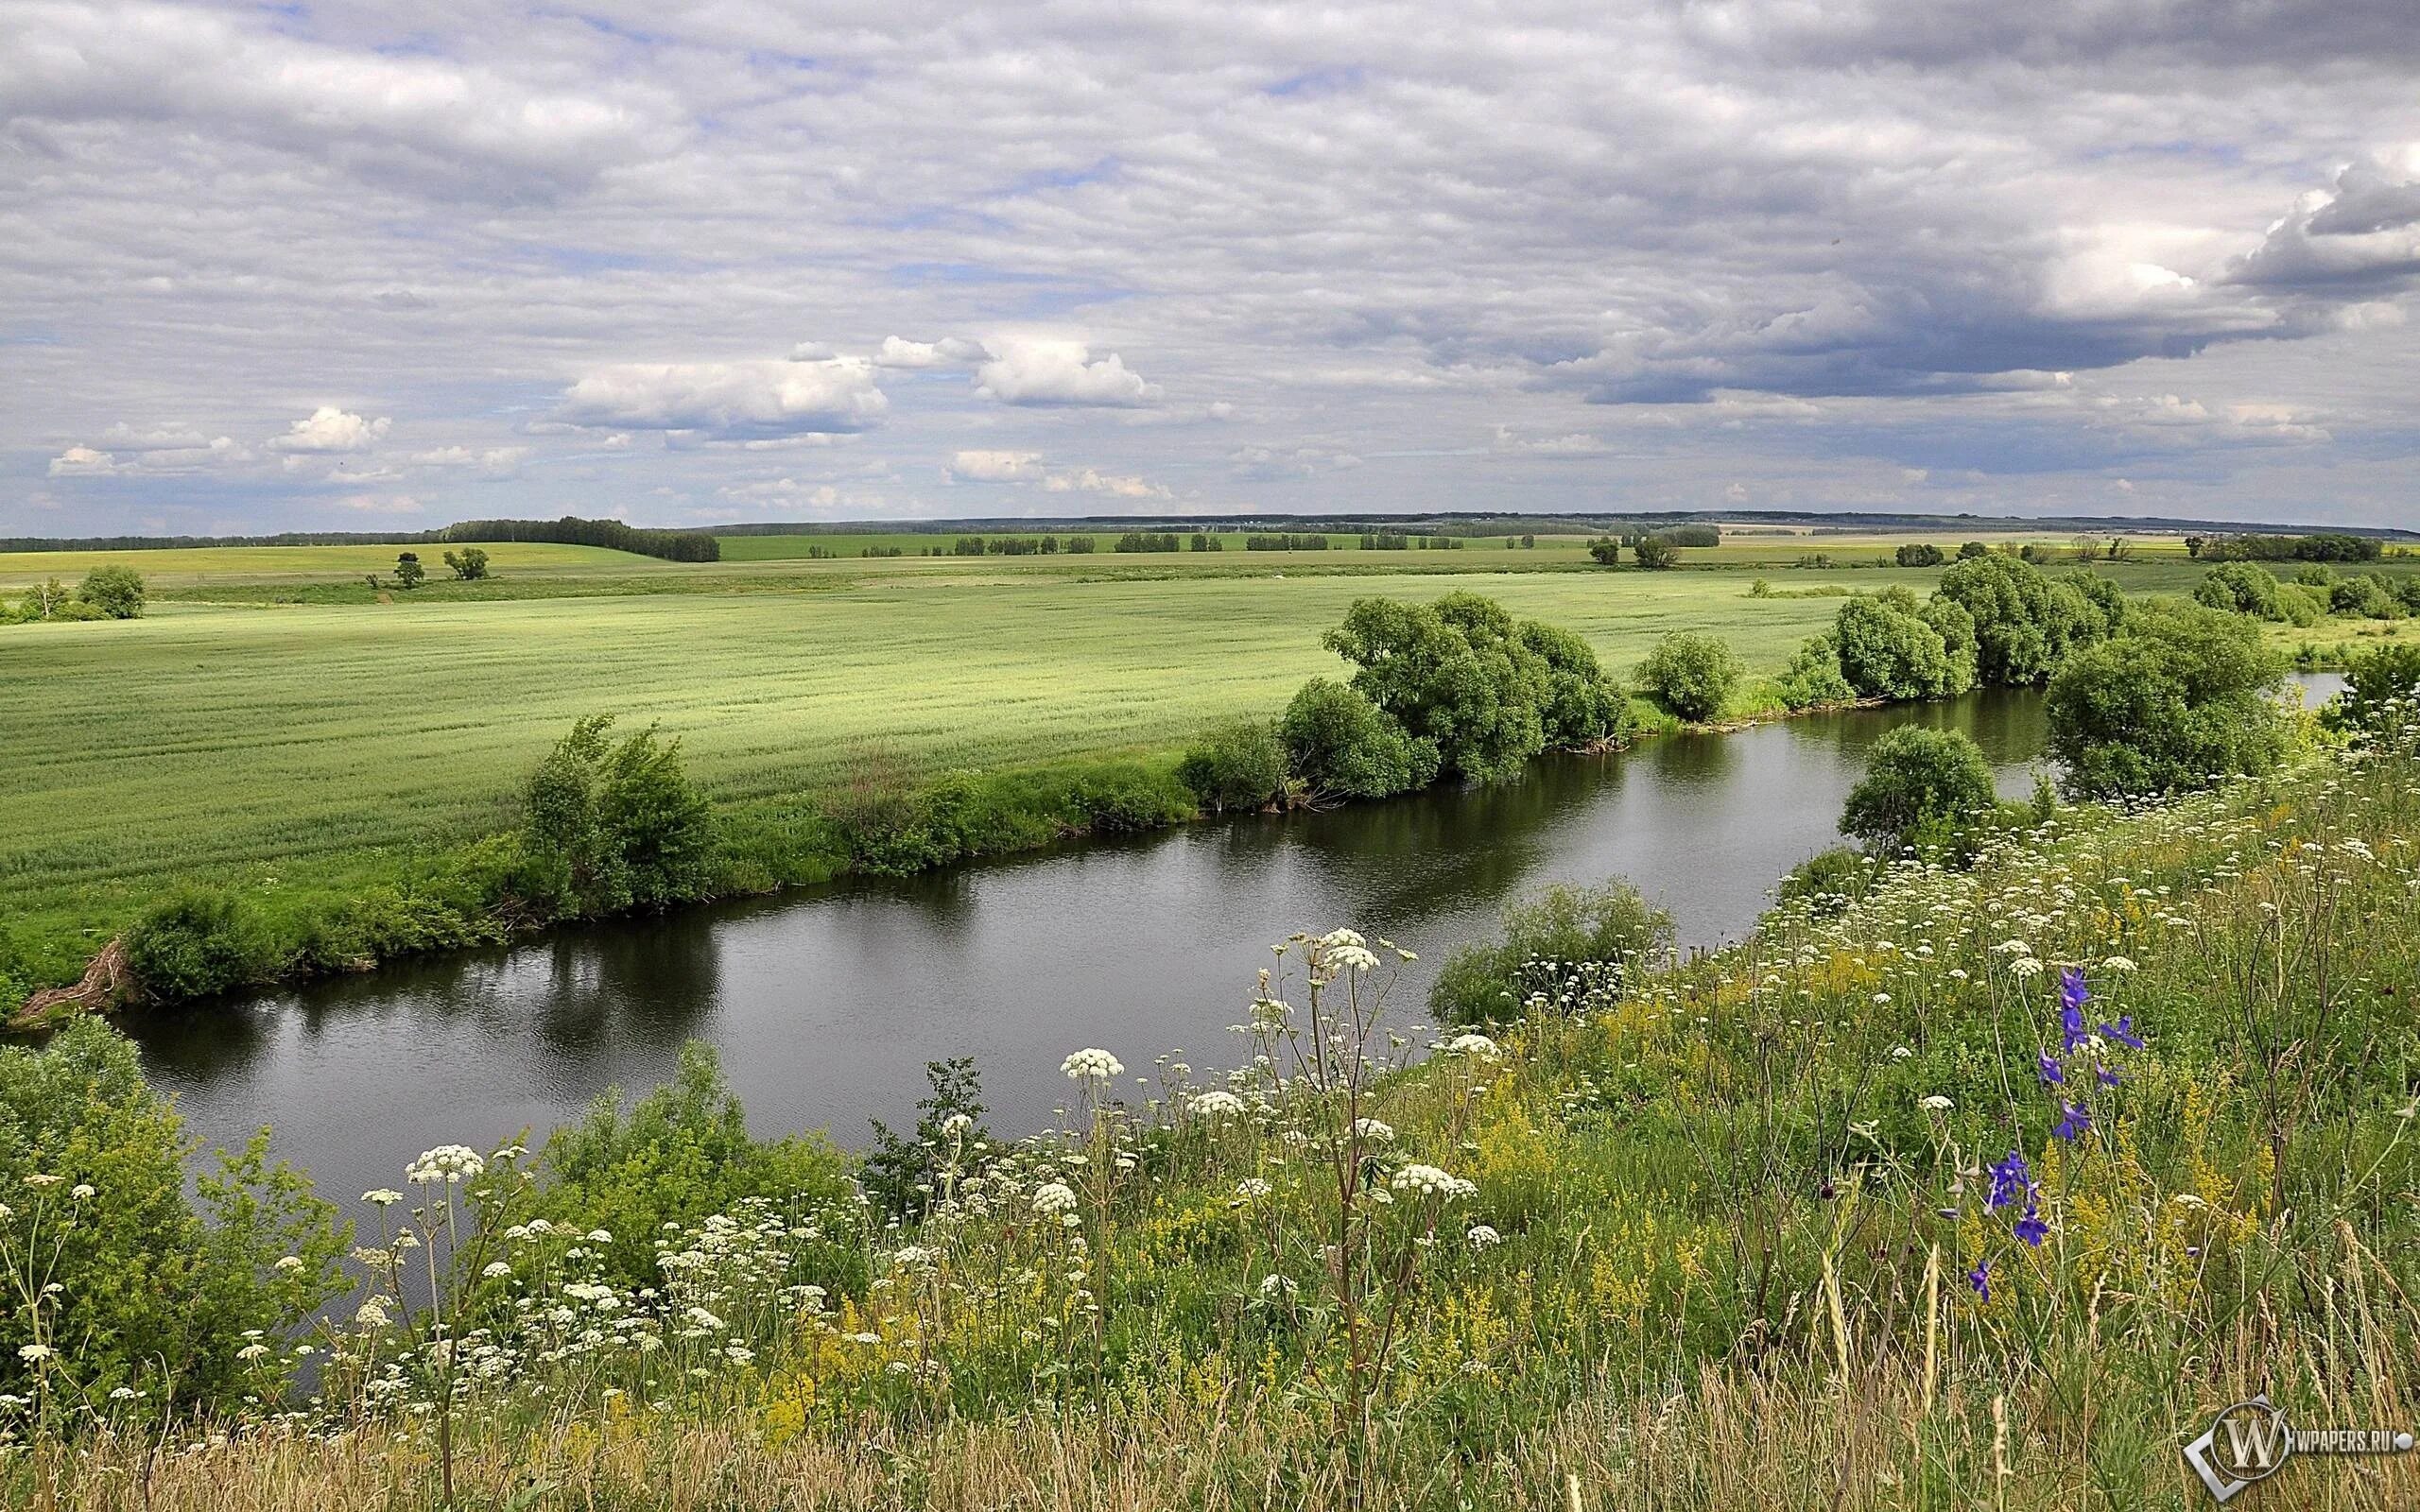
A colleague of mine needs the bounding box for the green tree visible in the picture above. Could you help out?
[1893,542,1945,567]
[2329,574,2402,620]
[1957,541,1992,559]
[518,714,716,916]
[1634,630,1741,721]
[1776,631,1856,710]
[441,546,491,581]
[2192,561,2283,619]
[1516,620,1627,747]
[1933,553,2067,684]
[1279,679,1438,799]
[1585,537,1621,566]
[1841,726,1997,853]
[393,551,426,590]
[1176,718,1289,812]
[1322,593,1550,782]
[1832,592,1963,700]
[2047,603,2288,799]
[75,565,146,619]
[1631,535,1680,569]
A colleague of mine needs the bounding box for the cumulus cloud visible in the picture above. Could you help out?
[1044,468,1170,499]
[948,449,1046,481]
[47,445,127,477]
[268,407,391,455]
[976,342,1160,407]
[877,335,991,369]
[556,359,888,439]
[2229,163,2420,294]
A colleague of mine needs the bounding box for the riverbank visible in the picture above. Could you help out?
[16,724,2415,1509]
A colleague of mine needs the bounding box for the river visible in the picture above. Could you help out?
[126,679,2335,1211]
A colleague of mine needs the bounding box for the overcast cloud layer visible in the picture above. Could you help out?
[4,0,2418,533]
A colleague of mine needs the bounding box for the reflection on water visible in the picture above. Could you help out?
[127,681,2309,1217]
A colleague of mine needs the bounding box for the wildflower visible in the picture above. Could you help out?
[1235,1177,1273,1201]
[2096,1062,2121,1088]
[1189,1091,1246,1119]
[406,1144,486,1185]
[17,1344,53,1364]
[273,1255,304,1272]
[1391,1164,1477,1200]
[2101,955,2137,973]
[235,1343,268,1363]
[2036,1051,2066,1086]
[354,1297,393,1328]
[1061,1048,1124,1084]
[1353,1118,1396,1143]
[1031,1181,1079,1216]
[481,1262,512,1280]
[69,1184,94,1201]
[1985,1151,2031,1211]
[1466,1225,1502,1250]
[1918,1094,1953,1112]
[2013,1203,2049,1248]
[23,1174,60,1189]
[1967,1260,1990,1300]
[2099,1015,2146,1051]
[1443,1033,1500,1059]
[2010,956,2044,980]
[1319,928,1379,972]
[2052,1102,2093,1143]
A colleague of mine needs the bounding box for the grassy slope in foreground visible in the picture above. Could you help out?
[0,564,1868,980]
[27,734,2420,1510]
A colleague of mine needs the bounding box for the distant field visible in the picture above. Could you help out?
[0,542,676,589]
[0,534,2398,976]
[0,565,1885,954]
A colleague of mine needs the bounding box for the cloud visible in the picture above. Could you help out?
[268,407,391,455]
[1044,468,1170,499]
[2229,163,2420,294]
[47,444,127,477]
[876,335,991,369]
[555,359,887,439]
[948,449,1046,481]
[975,342,1160,407]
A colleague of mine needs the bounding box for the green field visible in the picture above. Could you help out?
[0,531,2395,988]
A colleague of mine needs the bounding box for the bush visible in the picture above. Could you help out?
[1586,537,1621,566]
[1841,726,1998,854]
[2193,561,2284,619]
[1280,679,1438,799]
[1774,846,1877,917]
[1429,880,1672,1025]
[0,1022,347,1412]
[2047,602,2289,799]
[1933,553,2076,684]
[1176,719,1289,812]
[1322,593,1550,782]
[1957,541,1992,559]
[76,565,146,618]
[1631,535,1679,569]
[1832,592,1964,701]
[1893,542,1945,567]
[124,887,275,1001]
[2330,574,2403,620]
[535,1042,858,1290]
[2321,642,2420,742]
[1776,632,1857,709]
[1517,620,1627,747]
[518,714,716,917]
[1634,630,1741,721]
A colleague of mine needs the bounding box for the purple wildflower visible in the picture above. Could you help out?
[2014,1202,2049,1248]
[1986,1150,2031,1211]
[2037,1051,2066,1086]
[2059,969,2091,1053]
[1968,1259,1990,1300]
[2100,1015,2146,1051]
[2053,1101,2093,1142]
[2096,1062,2121,1088]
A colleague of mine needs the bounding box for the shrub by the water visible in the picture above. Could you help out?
[1832,590,1967,701]
[516,715,716,916]
[2322,642,2420,742]
[1280,678,1438,799]
[1841,725,1998,855]
[1775,630,1857,709]
[2047,600,2288,799]
[2193,560,2284,619]
[123,887,273,1001]
[1634,629,1741,721]
[1428,879,1671,1024]
[1176,719,1289,812]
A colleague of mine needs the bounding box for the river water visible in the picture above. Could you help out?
[125,679,2332,1211]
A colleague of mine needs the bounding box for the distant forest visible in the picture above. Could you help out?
[1,515,720,562]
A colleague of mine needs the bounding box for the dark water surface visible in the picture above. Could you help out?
[130,681,2328,1212]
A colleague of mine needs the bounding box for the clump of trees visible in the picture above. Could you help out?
[1893,542,1945,567]
[2196,532,2382,563]
[1246,533,1329,551]
[442,546,492,580]
[1115,532,1183,553]
[1,566,146,625]
[2047,602,2288,799]
[441,516,719,562]
[1631,535,1680,569]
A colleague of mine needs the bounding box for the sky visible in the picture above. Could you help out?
[3,0,2418,536]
